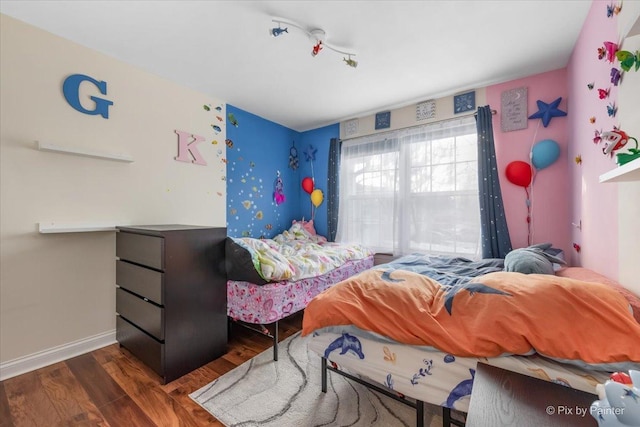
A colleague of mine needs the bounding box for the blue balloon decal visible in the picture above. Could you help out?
[531,139,560,170]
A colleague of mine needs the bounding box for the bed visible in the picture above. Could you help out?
[225,220,374,360]
[301,253,640,427]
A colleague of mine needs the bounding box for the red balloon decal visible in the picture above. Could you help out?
[301,177,314,194]
[505,161,533,187]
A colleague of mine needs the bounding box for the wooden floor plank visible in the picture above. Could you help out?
[95,396,156,427]
[37,362,109,426]
[0,382,15,427]
[3,371,63,426]
[101,350,200,427]
[66,352,154,426]
[65,353,127,409]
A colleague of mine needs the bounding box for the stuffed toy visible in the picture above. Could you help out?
[504,243,566,275]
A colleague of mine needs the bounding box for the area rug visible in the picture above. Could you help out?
[190,332,445,427]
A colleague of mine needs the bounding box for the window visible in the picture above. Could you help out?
[336,116,480,258]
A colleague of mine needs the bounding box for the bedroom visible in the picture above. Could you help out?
[1,0,640,426]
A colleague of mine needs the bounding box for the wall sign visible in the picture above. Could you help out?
[375,111,391,130]
[62,74,113,119]
[416,100,436,121]
[344,118,359,137]
[501,86,528,132]
[454,91,476,114]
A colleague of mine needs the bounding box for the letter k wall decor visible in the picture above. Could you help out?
[174,130,207,166]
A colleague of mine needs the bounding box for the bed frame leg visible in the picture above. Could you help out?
[442,407,451,427]
[272,321,279,361]
[416,399,424,427]
[321,357,328,392]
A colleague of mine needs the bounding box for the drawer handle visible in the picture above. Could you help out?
[144,297,149,302]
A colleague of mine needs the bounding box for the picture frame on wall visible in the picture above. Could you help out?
[375,111,391,129]
[454,91,475,114]
[501,86,528,132]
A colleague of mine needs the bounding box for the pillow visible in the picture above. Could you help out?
[556,267,640,324]
[292,219,316,235]
[504,243,566,275]
[224,237,269,285]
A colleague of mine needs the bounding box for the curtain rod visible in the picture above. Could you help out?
[474,109,497,116]
[342,108,496,142]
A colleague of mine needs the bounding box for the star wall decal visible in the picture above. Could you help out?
[304,144,317,162]
[528,97,567,128]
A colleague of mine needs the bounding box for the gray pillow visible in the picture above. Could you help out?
[504,243,567,275]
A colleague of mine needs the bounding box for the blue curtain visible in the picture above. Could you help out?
[327,138,341,242]
[476,106,512,258]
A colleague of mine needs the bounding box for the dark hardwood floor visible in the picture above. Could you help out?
[0,313,303,427]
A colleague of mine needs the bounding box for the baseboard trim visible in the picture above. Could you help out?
[0,329,116,381]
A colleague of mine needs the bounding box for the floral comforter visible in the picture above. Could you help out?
[231,223,373,282]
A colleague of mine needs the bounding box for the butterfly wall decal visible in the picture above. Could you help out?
[616,50,640,72]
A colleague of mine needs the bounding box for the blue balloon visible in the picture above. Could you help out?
[531,139,560,170]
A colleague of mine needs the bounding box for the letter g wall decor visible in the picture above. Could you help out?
[63,74,113,119]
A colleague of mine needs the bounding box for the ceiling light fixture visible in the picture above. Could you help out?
[270,19,358,68]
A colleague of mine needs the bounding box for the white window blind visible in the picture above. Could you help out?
[336,116,480,258]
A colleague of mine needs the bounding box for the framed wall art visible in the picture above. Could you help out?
[454,91,475,114]
[416,100,436,121]
[375,111,391,130]
[501,86,528,132]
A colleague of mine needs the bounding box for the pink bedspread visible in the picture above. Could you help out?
[227,256,374,324]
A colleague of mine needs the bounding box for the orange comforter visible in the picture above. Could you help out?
[302,269,640,366]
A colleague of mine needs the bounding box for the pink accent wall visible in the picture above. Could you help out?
[566,0,619,279]
[486,69,571,256]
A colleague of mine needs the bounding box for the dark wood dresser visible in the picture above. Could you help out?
[115,225,227,383]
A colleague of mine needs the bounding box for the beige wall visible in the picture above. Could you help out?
[0,15,226,364]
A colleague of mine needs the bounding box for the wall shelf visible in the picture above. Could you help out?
[38,222,129,234]
[599,157,640,183]
[36,141,134,163]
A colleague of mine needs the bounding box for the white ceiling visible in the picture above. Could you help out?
[0,1,592,132]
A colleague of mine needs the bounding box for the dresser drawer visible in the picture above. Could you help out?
[116,288,164,340]
[116,260,164,304]
[116,316,163,377]
[116,232,164,270]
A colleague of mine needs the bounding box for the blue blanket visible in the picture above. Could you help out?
[377,254,505,286]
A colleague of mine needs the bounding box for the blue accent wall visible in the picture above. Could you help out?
[298,124,340,238]
[225,105,339,239]
[226,105,302,238]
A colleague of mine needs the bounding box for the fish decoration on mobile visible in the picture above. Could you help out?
[311,41,323,57]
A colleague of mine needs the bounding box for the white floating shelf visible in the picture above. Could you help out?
[599,157,640,183]
[38,222,129,234]
[36,141,134,163]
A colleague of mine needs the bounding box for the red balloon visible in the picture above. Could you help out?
[301,177,314,194]
[505,161,532,187]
